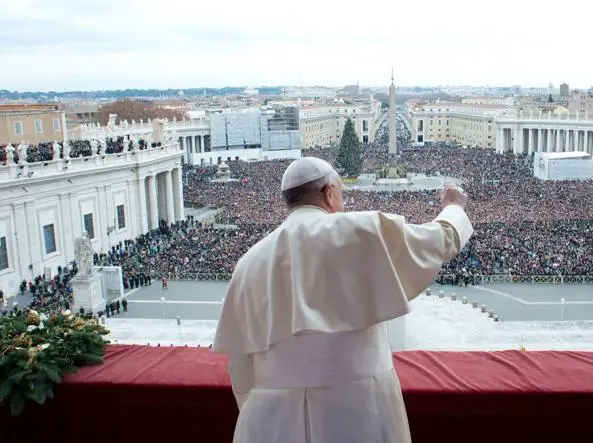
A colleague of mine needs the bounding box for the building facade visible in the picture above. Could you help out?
[411,103,509,147]
[299,102,383,149]
[568,93,593,116]
[494,110,593,155]
[0,104,67,145]
[76,106,303,166]
[0,139,184,296]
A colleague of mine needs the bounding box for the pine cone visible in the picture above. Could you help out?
[26,311,40,326]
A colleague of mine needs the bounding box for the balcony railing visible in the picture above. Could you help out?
[0,142,181,183]
[78,118,210,140]
[151,272,593,285]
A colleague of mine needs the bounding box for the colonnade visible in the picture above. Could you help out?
[140,167,184,230]
[496,126,593,155]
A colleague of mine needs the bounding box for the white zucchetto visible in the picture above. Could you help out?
[281,157,336,191]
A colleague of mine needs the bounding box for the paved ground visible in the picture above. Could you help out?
[431,284,593,321]
[120,281,227,320]
[7,279,593,323]
[111,280,593,323]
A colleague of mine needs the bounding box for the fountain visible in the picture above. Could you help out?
[210,161,239,183]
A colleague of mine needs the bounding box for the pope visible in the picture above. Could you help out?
[214,157,474,443]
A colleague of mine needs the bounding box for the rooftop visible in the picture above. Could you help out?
[0,103,61,112]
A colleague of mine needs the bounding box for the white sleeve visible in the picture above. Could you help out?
[228,353,254,411]
[378,204,473,301]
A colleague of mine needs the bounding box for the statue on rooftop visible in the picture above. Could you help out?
[90,139,99,156]
[62,141,71,159]
[152,119,165,144]
[4,144,15,165]
[52,141,61,160]
[16,143,27,165]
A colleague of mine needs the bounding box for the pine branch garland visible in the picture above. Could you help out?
[0,309,109,416]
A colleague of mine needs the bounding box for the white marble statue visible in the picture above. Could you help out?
[52,141,61,160]
[16,143,27,164]
[74,231,94,276]
[131,136,139,152]
[151,119,166,144]
[4,144,15,165]
[62,141,71,159]
[99,139,107,155]
[90,139,99,156]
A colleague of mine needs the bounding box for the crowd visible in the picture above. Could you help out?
[0,136,156,164]
[1,266,76,317]
[7,141,593,316]
[179,145,593,279]
[93,218,272,278]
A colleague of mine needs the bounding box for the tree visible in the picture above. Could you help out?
[336,118,363,178]
[96,99,185,125]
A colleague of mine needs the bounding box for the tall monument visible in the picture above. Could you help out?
[388,70,397,155]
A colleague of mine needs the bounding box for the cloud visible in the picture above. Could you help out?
[0,0,591,90]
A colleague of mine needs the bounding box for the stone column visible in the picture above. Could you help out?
[148,174,158,230]
[495,127,503,153]
[586,131,590,153]
[547,129,553,152]
[574,130,578,151]
[538,129,544,152]
[137,177,148,233]
[174,167,184,221]
[513,127,520,154]
[165,170,175,224]
[556,129,561,152]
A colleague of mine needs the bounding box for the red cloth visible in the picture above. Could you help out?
[2,346,593,443]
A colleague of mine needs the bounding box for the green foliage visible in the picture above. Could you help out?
[336,118,363,178]
[0,309,109,416]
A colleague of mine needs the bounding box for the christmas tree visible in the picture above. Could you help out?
[336,118,363,178]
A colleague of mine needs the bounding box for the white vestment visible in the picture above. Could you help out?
[214,205,473,443]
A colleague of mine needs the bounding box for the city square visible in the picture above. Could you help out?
[2,2,593,440]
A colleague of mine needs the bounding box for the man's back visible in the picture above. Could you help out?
[216,204,470,355]
[214,157,473,443]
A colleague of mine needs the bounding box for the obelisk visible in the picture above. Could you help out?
[388,70,397,155]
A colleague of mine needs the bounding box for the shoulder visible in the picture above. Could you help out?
[328,211,405,234]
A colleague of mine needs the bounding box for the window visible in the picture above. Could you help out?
[0,236,9,271]
[43,224,56,254]
[52,118,61,132]
[363,120,368,132]
[84,213,95,239]
[116,205,126,230]
[13,121,23,136]
[34,119,43,134]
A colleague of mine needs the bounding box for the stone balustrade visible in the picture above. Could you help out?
[0,141,181,183]
[78,117,210,140]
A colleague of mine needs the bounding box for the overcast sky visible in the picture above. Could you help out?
[0,0,589,91]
